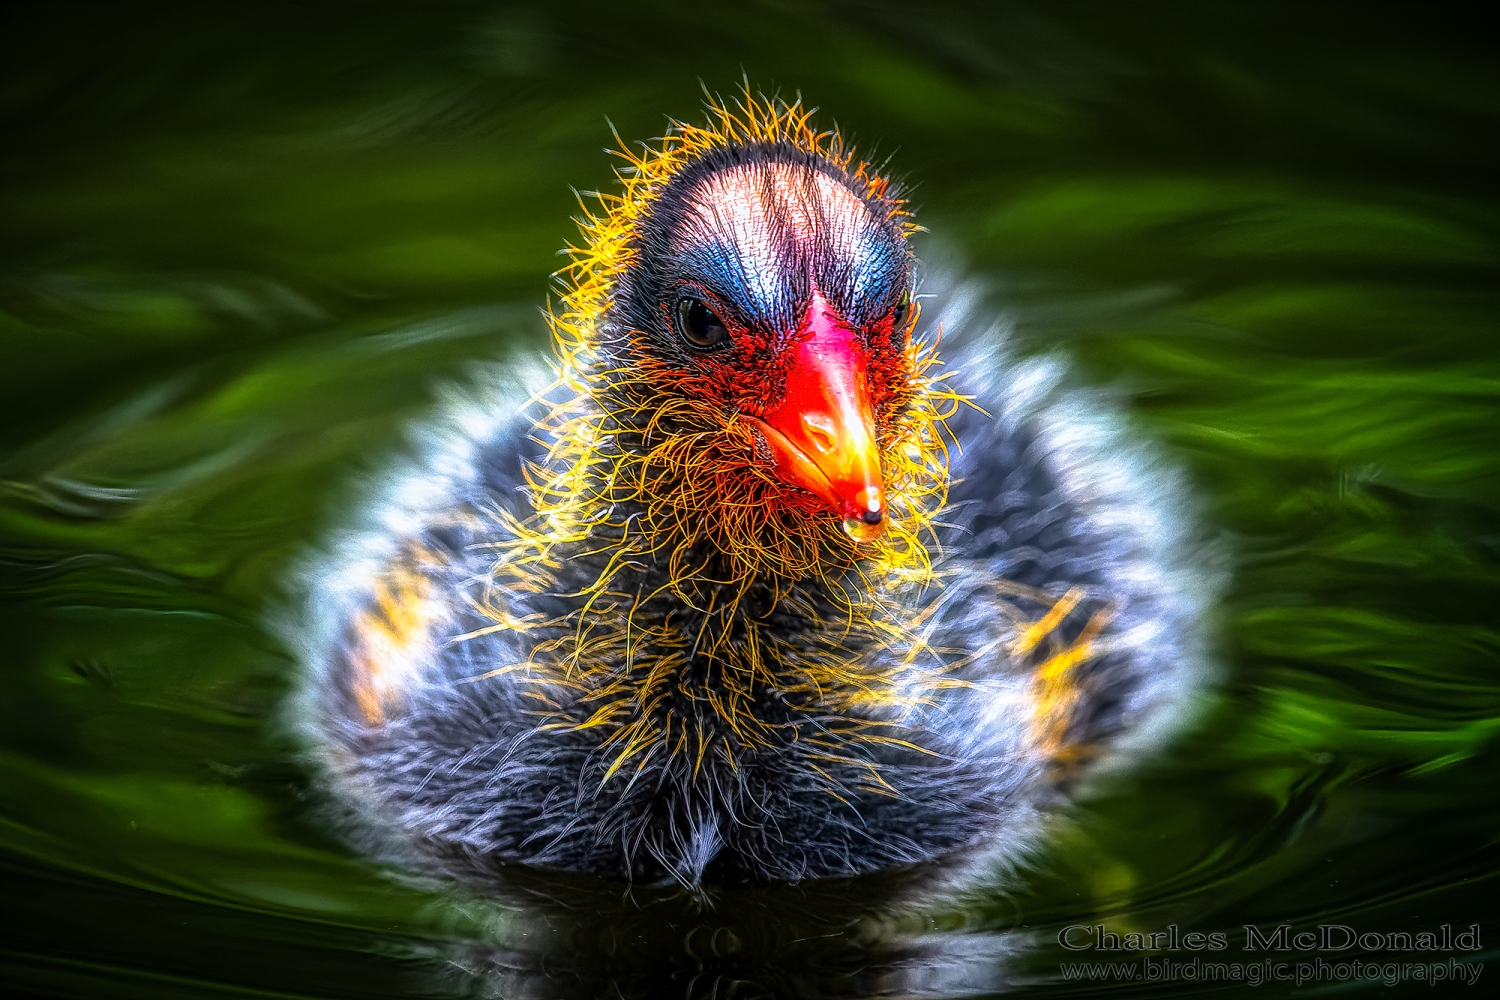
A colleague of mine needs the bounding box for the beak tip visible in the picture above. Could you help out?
[842,513,888,544]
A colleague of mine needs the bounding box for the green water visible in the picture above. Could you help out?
[2,3,1497,997]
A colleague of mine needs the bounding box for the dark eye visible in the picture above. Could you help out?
[891,291,912,334]
[676,298,730,350]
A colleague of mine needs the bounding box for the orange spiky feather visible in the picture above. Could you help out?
[459,90,976,782]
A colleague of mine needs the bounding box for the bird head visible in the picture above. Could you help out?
[606,142,917,543]
[541,91,954,590]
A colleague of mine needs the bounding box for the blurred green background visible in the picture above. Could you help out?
[1,2,1496,997]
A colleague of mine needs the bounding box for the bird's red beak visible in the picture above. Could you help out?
[742,291,886,543]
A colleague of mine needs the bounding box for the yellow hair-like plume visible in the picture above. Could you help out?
[465,88,970,782]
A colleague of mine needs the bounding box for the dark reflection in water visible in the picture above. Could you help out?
[425,869,1026,999]
[2,2,1497,998]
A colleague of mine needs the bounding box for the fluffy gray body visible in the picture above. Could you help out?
[292,283,1217,889]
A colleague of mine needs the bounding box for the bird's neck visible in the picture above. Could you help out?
[479,380,911,760]
[478,342,953,770]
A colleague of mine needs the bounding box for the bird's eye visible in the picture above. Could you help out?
[676,298,730,350]
[891,291,912,334]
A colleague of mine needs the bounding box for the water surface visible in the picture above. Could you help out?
[2,2,1497,997]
